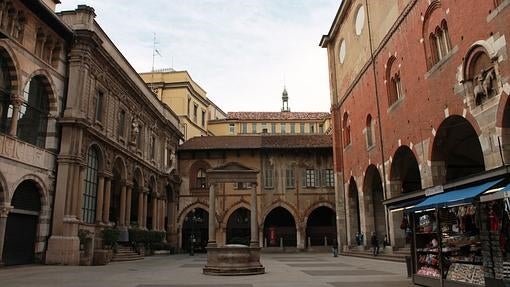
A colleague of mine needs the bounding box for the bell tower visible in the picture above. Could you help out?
[281,87,290,112]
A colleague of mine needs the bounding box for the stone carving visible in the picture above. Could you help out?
[130,117,139,143]
[474,68,497,105]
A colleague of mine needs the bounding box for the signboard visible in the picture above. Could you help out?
[425,185,444,197]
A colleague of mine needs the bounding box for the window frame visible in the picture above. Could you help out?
[82,147,99,224]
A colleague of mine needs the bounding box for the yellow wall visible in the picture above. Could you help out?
[208,120,328,136]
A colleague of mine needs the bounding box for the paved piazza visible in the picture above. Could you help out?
[0,253,412,287]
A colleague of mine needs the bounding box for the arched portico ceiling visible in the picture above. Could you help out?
[390,145,422,194]
[207,162,259,184]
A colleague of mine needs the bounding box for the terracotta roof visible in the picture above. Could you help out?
[178,135,332,151]
[226,112,330,121]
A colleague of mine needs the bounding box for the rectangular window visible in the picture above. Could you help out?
[137,124,143,148]
[310,124,315,134]
[324,169,334,187]
[262,128,268,133]
[252,123,257,133]
[264,168,274,189]
[271,123,276,134]
[229,123,235,134]
[285,168,295,188]
[95,91,103,122]
[300,123,305,134]
[280,123,286,134]
[166,145,173,167]
[193,104,198,122]
[319,124,324,134]
[187,98,191,116]
[305,169,316,188]
[117,109,126,138]
[235,182,250,190]
[201,110,206,127]
[242,123,247,134]
[290,123,295,134]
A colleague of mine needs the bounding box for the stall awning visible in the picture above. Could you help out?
[480,182,510,202]
[388,197,425,212]
[410,178,504,212]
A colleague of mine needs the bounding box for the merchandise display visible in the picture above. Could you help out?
[414,211,441,279]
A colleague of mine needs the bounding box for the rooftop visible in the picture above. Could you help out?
[178,135,332,151]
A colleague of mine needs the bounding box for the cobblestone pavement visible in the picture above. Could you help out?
[0,253,413,287]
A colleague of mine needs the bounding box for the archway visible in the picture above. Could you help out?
[363,165,386,239]
[389,146,422,248]
[3,180,41,265]
[109,158,125,226]
[263,207,296,247]
[431,115,484,184]
[181,208,208,252]
[305,206,336,247]
[502,98,510,163]
[226,207,250,245]
[347,177,361,245]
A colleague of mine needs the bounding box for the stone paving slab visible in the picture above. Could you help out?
[179,264,205,268]
[275,258,325,262]
[286,263,351,268]
[328,281,413,287]
[303,269,393,276]
[138,285,252,287]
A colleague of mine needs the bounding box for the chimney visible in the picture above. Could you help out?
[41,0,60,11]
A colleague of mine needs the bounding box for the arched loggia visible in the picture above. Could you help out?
[263,207,296,247]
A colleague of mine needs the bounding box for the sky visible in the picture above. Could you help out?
[56,1,340,113]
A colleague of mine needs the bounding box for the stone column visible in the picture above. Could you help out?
[250,183,259,247]
[0,205,12,265]
[137,190,144,227]
[103,176,112,224]
[74,164,86,219]
[8,94,21,137]
[207,184,216,247]
[95,174,105,223]
[151,197,157,230]
[142,191,148,229]
[119,181,126,226]
[125,183,132,227]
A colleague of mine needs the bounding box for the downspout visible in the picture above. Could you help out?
[364,0,391,243]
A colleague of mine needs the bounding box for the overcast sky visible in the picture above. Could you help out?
[57,1,339,113]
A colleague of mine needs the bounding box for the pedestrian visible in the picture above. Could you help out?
[355,232,360,246]
[332,239,339,257]
[370,232,379,256]
[383,235,389,249]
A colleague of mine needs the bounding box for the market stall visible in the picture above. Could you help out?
[410,179,505,287]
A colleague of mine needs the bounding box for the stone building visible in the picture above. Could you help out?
[320,0,510,249]
[41,5,183,265]
[140,69,227,140]
[175,135,337,252]
[0,0,72,266]
[207,89,332,136]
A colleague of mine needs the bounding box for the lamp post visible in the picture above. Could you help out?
[186,209,203,256]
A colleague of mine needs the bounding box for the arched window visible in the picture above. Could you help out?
[386,56,403,106]
[82,147,99,224]
[17,76,49,148]
[429,20,451,66]
[196,168,206,189]
[0,55,11,133]
[342,112,350,147]
[366,114,373,147]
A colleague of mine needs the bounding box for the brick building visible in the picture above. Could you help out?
[321,0,510,250]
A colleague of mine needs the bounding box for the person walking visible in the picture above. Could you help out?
[332,239,339,257]
[370,232,379,256]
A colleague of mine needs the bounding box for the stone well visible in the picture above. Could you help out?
[203,244,265,275]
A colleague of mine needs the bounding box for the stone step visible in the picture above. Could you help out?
[342,249,406,262]
[111,246,144,262]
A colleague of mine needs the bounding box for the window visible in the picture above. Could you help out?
[264,167,274,189]
[17,76,49,148]
[229,123,235,134]
[280,123,286,134]
[386,56,404,106]
[117,109,126,138]
[342,112,351,146]
[290,123,295,134]
[300,123,305,134]
[262,128,268,133]
[305,169,316,188]
[428,20,451,66]
[0,55,11,134]
[187,98,191,116]
[201,110,206,127]
[82,147,99,224]
[271,122,276,133]
[366,114,374,147]
[339,39,346,64]
[355,5,365,36]
[193,104,198,122]
[285,167,295,188]
[150,135,156,160]
[252,123,257,133]
[166,145,173,167]
[323,169,334,187]
[137,124,143,148]
[242,122,247,134]
[196,168,206,188]
[95,91,104,122]
[310,124,315,134]
[319,124,324,134]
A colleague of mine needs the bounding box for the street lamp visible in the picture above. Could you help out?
[186,209,203,256]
